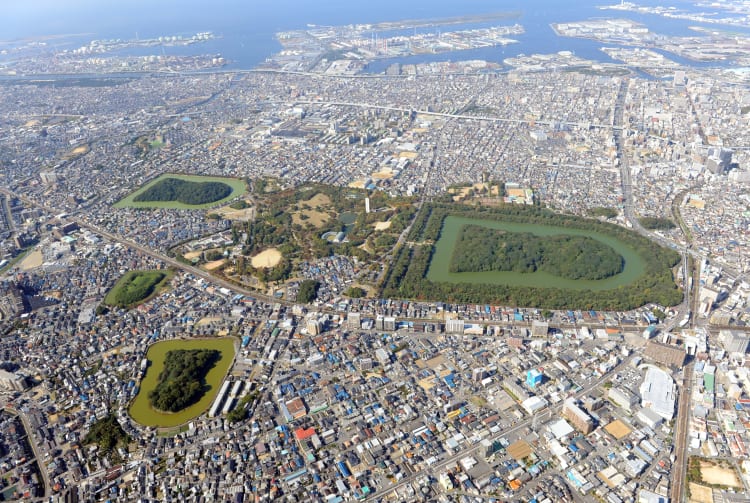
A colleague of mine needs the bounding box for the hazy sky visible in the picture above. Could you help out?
[2,0,241,39]
[0,0,506,39]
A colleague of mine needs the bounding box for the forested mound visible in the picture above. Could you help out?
[450,225,623,280]
[148,349,221,412]
[134,178,232,205]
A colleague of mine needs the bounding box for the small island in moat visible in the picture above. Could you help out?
[148,349,220,412]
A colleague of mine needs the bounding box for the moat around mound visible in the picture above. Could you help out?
[114,174,247,209]
[129,338,235,428]
[383,203,681,310]
[430,216,640,289]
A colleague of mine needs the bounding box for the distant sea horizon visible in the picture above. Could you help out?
[2,0,748,71]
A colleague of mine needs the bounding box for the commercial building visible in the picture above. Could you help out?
[285,397,308,420]
[522,396,549,415]
[639,366,676,420]
[643,341,685,369]
[531,320,549,337]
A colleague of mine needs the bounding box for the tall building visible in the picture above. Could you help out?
[706,147,733,175]
[562,398,594,434]
[446,318,464,334]
[383,316,396,331]
[306,317,321,336]
[0,370,28,391]
[526,369,543,389]
[347,312,361,330]
[719,330,749,354]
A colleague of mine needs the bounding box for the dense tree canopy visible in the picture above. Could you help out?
[587,207,618,219]
[297,279,320,303]
[84,414,129,454]
[134,178,232,205]
[639,217,677,230]
[450,225,623,280]
[345,286,366,298]
[104,270,168,308]
[148,349,221,412]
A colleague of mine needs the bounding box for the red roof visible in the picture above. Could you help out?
[294,427,316,441]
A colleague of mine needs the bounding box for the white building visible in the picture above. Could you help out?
[639,366,676,420]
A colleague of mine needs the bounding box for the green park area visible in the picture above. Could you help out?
[114,174,247,209]
[103,269,173,309]
[129,338,235,428]
[177,182,417,292]
[383,203,682,310]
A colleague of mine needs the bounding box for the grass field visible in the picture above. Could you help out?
[129,338,236,428]
[103,269,174,309]
[114,174,247,209]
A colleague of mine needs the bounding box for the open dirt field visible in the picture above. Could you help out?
[251,248,282,268]
[372,168,395,180]
[688,482,713,503]
[215,203,255,221]
[196,317,222,326]
[292,193,331,228]
[374,221,392,231]
[64,144,90,160]
[451,182,499,201]
[699,462,742,487]
[204,259,226,271]
[19,250,43,270]
[184,251,203,260]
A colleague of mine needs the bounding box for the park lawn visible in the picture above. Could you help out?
[114,174,247,209]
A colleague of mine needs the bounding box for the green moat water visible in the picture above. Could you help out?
[129,338,235,428]
[427,216,646,291]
